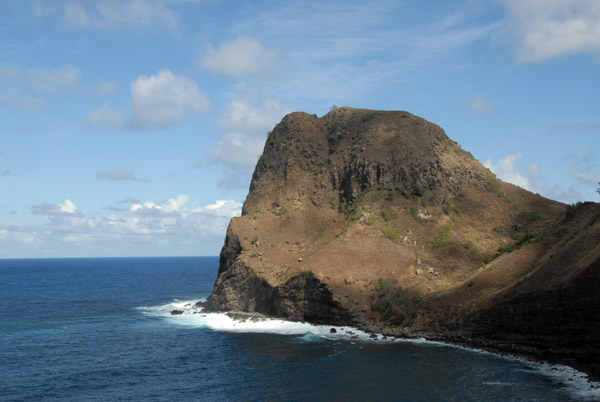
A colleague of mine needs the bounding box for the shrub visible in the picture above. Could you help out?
[428,222,454,249]
[382,227,402,244]
[372,279,420,326]
[518,210,541,224]
[381,205,398,222]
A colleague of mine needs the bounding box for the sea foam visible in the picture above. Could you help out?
[137,299,399,342]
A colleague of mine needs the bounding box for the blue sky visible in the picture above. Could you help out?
[1,0,599,258]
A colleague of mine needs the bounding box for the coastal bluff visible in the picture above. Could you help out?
[208,107,600,378]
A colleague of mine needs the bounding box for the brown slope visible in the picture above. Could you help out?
[207,107,599,378]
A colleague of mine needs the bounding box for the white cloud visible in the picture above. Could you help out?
[84,102,126,128]
[96,80,119,96]
[194,199,243,218]
[484,153,533,190]
[63,0,178,32]
[199,36,279,78]
[503,0,600,62]
[212,132,267,167]
[96,166,148,182]
[485,153,584,203]
[212,98,290,166]
[570,168,600,185]
[130,69,210,128]
[219,98,287,132]
[32,199,83,218]
[0,65,82,94]
[3,195,242,256]
[59,199,78,214]
[468,96,494,112]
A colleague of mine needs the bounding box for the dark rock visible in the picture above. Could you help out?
[170,310,184,315]
[330,328,337,333]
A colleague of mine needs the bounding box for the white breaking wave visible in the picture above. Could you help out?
[137,299,403,342]
[138,299,600,400]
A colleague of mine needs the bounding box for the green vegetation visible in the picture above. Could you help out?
[273,196,288,216]
[381,205,398,222]
[483,226,550,264]
[518,210,541,224]
[409,207,428,222]
[361,112,378,123]
[441,199,459,215]
[372,278,420,326]
[339,193,367,231]
[428,221,454,249]
[381,226,402,244]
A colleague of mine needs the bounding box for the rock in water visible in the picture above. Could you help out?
[207,107,600,379]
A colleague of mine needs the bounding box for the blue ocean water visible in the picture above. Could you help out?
[1,257,598,401]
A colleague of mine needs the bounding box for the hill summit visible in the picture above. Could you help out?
[208,107,600,378]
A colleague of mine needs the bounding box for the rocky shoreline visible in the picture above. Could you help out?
[206,108,600,388]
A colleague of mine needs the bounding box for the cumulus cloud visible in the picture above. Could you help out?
[198,36,279,78]
[212,132,267,168]
[468,96,494,112]
[2,195,242,256]
[503,0,600,62]
[84,102,126,128]
[484,153,534,190]
[485,153,584,203]
[208,98,291,189]
[63,0,178,32]
[96,166,148,182]
[212,98,291,167]
[0,65,81,94]
[32,199,83,221]
[130,69,210,129]
[96,80,119,96]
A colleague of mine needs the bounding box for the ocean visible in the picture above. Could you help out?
[1,256,598,401]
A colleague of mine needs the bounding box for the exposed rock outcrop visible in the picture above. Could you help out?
[208,107,600,379]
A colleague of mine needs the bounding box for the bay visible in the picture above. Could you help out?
[0,257,597,401]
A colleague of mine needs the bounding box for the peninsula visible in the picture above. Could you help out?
[208,108,600,379]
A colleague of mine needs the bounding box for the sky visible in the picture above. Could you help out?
[0,0,599,258]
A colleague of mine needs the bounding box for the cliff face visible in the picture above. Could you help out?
[208,107,600,376]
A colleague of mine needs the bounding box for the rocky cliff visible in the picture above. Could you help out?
[208,107,600,378]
